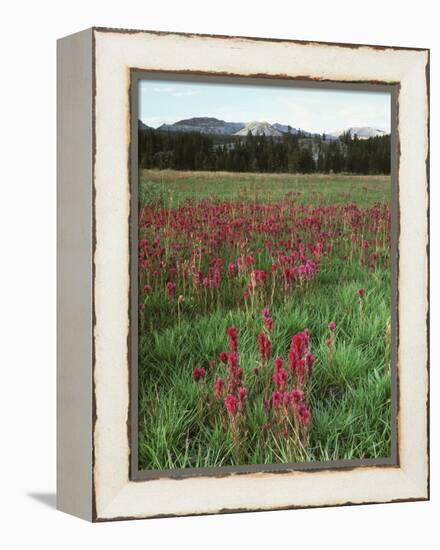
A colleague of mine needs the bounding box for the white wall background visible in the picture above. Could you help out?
[0,1,437,547]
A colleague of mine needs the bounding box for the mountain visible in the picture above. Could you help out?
[234,121,283,137]
[157,117,245,135]
[139,120,153,131]
[329,126,388,139]
[272,123,300,134]
[142,117,388,141]
[273,124,334,139]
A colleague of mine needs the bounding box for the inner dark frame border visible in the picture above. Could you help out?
[129,70,400,481]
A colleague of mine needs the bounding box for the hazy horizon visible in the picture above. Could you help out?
[139,79,391,135]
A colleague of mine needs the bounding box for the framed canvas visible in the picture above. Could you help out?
[57,27,429,522]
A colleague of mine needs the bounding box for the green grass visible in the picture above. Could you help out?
[137,170,391,470]
[140,168,390,208]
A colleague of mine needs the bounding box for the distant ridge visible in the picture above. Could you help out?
[328,126,388,139]
[157,117,245,135]
[234,121,283,137]
[140,117,388,140]
[272,123,300,135]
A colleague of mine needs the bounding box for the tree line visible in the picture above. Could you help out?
[138,128,391,175]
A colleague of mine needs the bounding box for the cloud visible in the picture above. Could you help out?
[171,90,201,98]
[150,87,201,97]
[152,86,177,93]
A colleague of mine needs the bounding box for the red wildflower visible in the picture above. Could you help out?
[227,263,237,277]
[273,366,288,391]
[261,307,273,333]
[228,351,239,369]
[245,253,255,268]
[227,325,238,353]
[291,388,304,404]
[238,387,247,411]
[257,331,272,364]
[224,394,238,417]
[288,331,309,377]
[328,321,336,332]
[219,351,228,364]
[250,269,266,290]
[305,352,315,375]
[272,391,282,411]
[193,367,206,383]
[297,358,306,385]
[166,281,177,296]
[358,288,365,298]
[214,377,224,399]
[299,404,311,426]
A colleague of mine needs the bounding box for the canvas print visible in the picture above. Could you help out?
[136,78,393,472]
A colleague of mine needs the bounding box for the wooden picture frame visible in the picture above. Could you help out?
[57,27,429,522]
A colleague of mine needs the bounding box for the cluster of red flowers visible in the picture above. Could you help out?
[193,307,315,450]
[262,318,314,443]
[138,198,390,317]
[192,288,370,452]
[201,325,248,422]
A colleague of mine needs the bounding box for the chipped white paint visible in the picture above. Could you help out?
[93,29,429,520]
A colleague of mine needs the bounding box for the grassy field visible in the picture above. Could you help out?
[138,169,391,470]
[139,169,390,208]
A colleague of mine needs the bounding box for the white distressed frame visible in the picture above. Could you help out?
[58,28,429,521]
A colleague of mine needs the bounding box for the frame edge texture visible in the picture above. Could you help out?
[57,28,94,522]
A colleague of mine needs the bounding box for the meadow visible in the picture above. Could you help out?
[138,169,392,470]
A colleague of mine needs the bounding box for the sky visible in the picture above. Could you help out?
[139,79,391,135]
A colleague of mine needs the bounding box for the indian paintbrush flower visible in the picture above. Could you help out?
[192,367,206,383]
[224,394,238,417]
[227,325,238,353]
[219,351,229,364]
[257,331,272,364]
[214,377,224,399]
